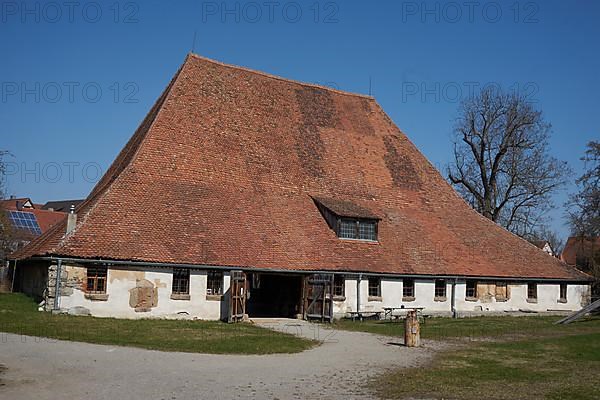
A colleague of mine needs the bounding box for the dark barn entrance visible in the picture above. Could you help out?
[246,273,303,318]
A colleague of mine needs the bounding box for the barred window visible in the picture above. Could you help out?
[358,221,377,241]
[207,270,223,295]
[172,268,190,295]
[333,275,345,297]
[368,277,381,297]
[466,280,477,298]
[527,282,537,300]
[339,219,357,239]
[434,279,446,298]
[403,279,415,298]
[86,266,107,293]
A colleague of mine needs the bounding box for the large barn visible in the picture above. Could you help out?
[10,54,591,321]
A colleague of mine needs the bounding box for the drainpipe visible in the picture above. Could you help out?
[451,278,457,318]
[53,259,62,311]
[356,273,362,313]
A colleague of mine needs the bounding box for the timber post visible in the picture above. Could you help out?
[404,310,420,347]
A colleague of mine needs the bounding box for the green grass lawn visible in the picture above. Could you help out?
[359,316,600,400]
[0,293,316,354]
[334,315,599,340]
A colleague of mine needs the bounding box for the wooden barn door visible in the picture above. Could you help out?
[303,274,334,322]
[228,271,246,323]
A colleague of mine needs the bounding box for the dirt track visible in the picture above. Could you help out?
[1,319,440,399]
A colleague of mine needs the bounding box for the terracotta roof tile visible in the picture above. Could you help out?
[12,54,590,281]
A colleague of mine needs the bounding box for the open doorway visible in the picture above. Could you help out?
[246,273,303,318]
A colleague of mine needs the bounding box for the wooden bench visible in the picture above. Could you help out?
[382,307,431,324]
[346,311,383,321]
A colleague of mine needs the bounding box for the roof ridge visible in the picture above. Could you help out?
[187,52,375,100]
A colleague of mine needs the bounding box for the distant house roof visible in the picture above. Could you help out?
[41,199,84,212]
[561,236,600,266]
[10,53,590,282]
[0,198,66,235]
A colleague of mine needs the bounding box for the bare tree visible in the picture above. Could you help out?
[0,151,21,258]
[0,150,14,292]
[0,150,7,199]
[447,87,570,237]
[567,141,600,237]
[566,141,600,296]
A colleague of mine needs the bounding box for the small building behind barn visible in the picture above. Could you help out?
[530,240,554,257]
[1,197,68,292]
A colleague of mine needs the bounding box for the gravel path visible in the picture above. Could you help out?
[1,319,441,400]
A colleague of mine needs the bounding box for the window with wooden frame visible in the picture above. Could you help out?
[495,281,508,301]
[403,279,415,299]
[86,266,107,293]
[527,282,537,301]
[368,277,381,298]
[207,270,223,296]
[559,284,567,302]
[434,279,446,299]
[172,268,190,295]
[465,280,477,299]
[333,275,345,298]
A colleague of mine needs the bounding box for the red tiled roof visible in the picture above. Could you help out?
[561,236,600,266]
[12,54,590,281]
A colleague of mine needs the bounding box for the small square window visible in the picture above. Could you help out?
[466,280,477,298]
[86,266,107,293]
[333,275,345,297]
[434,279,446,298]
[403,279,415,298]
[207,270,223,295]
[172,268,190,295]
[368,277,381,297]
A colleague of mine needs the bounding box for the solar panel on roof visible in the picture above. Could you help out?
[7,211,43,235]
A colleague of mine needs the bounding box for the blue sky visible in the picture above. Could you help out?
[1,0,598,241]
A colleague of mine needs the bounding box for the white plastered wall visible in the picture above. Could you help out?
[332,276,590,318]
[57,264,231,320]
[55,264,590,320]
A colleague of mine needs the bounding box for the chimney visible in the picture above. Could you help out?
[66,204,77,234]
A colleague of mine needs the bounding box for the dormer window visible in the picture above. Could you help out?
[313,196,380,242]
[339,218,377,241]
